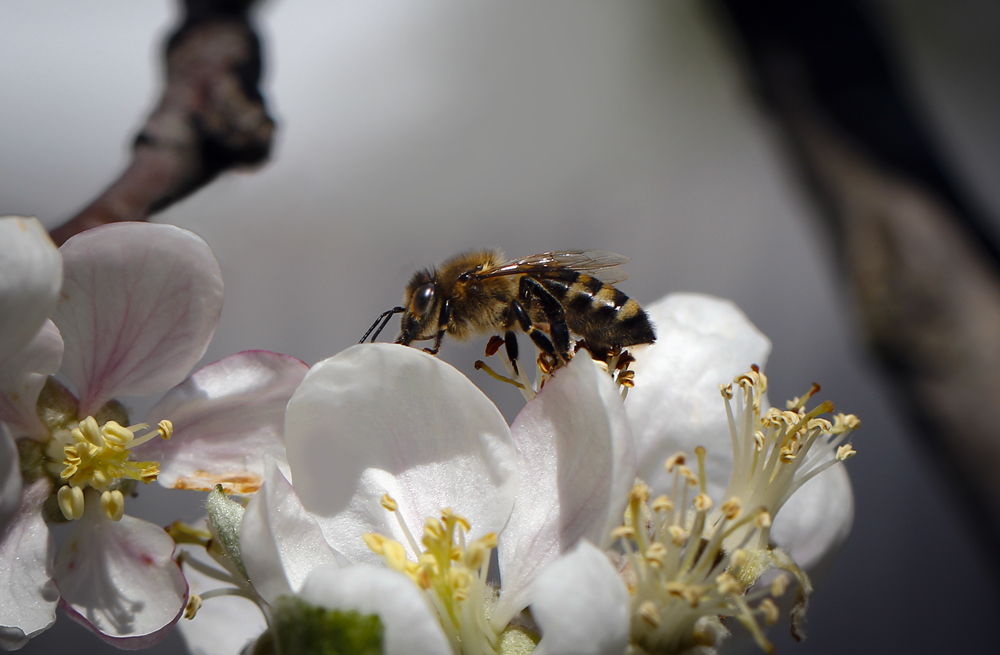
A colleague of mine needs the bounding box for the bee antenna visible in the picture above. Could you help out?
[360,307,405,344]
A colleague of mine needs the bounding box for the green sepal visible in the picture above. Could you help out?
[206,484,250,582]
[250,596,383,655]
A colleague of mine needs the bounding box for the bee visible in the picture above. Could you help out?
[361,249,655,373]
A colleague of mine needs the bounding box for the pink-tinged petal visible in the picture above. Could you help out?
[0,426,22,535]
[0,216,62,363]
[135,351,308,494]
[493,355,635,627]
[0,320,63,440]
[532,540,630,655]
[55,222,224,416]
[626,293,770,500]
[241,459,345,604]
[0,478,58,650]
[56,492,188,648]
[284,344,517,564]
[175,540,267,655]
[771,465,854,581]
[300,564,451,655]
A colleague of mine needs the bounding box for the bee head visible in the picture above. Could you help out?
[397,270,442,345]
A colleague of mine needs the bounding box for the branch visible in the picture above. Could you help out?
[50,0,274,246]
[716,0,1000,577]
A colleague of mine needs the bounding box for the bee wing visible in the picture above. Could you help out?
[476,250,631,284]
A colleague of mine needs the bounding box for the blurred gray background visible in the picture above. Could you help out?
[2,1,998,653]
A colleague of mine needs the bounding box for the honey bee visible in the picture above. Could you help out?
[361,249,655,372]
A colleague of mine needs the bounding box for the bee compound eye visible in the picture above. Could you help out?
[411,284,436,316]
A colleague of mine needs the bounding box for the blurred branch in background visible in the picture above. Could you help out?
[716,0,1000,581]
[50,0,274,246]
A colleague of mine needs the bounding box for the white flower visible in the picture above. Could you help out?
[181,342,636,655]
[530,293,858,655]
[625,293,854,575]
[0,222,308,648]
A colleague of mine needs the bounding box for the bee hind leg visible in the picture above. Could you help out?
[504,330,520,376]
[518,277,572,363]
[511,300,565,367]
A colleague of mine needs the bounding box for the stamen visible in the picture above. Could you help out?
[184,595,203,620]
[57,485,84,520]
[474,360,525,390]
[101,489,125,521]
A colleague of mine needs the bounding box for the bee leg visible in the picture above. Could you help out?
[504,330,520,376]
[424,299,451,355]
[519,277,572,362]
[512,300,560,362]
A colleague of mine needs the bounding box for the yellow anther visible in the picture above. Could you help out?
[101,489,125,521]
[668,525,687,546]
[753,432,765,451]
[680,466,698,487]
[715,572,741,595]
[57,485,85,521]
[465,542,489,570]
[837,444,857,460]
[415,565,433,590]
[157,420,173,440]
[694,493,713,512]
[664,452,686,472]
[380,493,398,512]
[423,517,446,542]
[101,421,134,446]
[645,542,667,569]
[771,574,789,597]
[76,416,103,446]
[721,498,742,520]
[834,413,861,432]
[478,532,497,550]
[638,601,661,628]
[651,495,673,513]
[363,532,388,555]
[631,482,650,503]
[611,526,635,541]
[729,549,747,570]
[759,598,780,626]
[719,383,733,400]
[755,511,772,529]
[184,594,203,620]
[382,540,410,573]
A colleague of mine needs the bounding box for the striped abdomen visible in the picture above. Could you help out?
[533,271,655,351]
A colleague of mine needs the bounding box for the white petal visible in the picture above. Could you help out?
[532,540,630,655]
[241,459,344,605]
[175,540,267,655]
[494,355,634,627]
[54,222,223,416]
[56,493,188,648]
[299,564,451,655]
[0,478,58,650]
[0,216,62,363]
[284,344,517,564]
[770,464,854,579]
[0,320,63,440]
[136,351,309,494]
[626,293,770,499]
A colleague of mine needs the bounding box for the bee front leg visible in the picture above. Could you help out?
[423,299,451,355]
[518,277,571,362]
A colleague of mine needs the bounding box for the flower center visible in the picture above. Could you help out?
[365,494,499,655]
[46,415,172,522]
[615,451,783,654]
[716,366,859,551]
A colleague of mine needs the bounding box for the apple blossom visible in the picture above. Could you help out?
[0,222,308,649]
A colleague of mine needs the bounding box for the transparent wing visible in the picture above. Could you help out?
[476,250,631,284]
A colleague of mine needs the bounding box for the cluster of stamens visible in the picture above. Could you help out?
[47,416,172,522]
[715,366,860,552]
[616,450,784,654]
[365,495,498,655]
